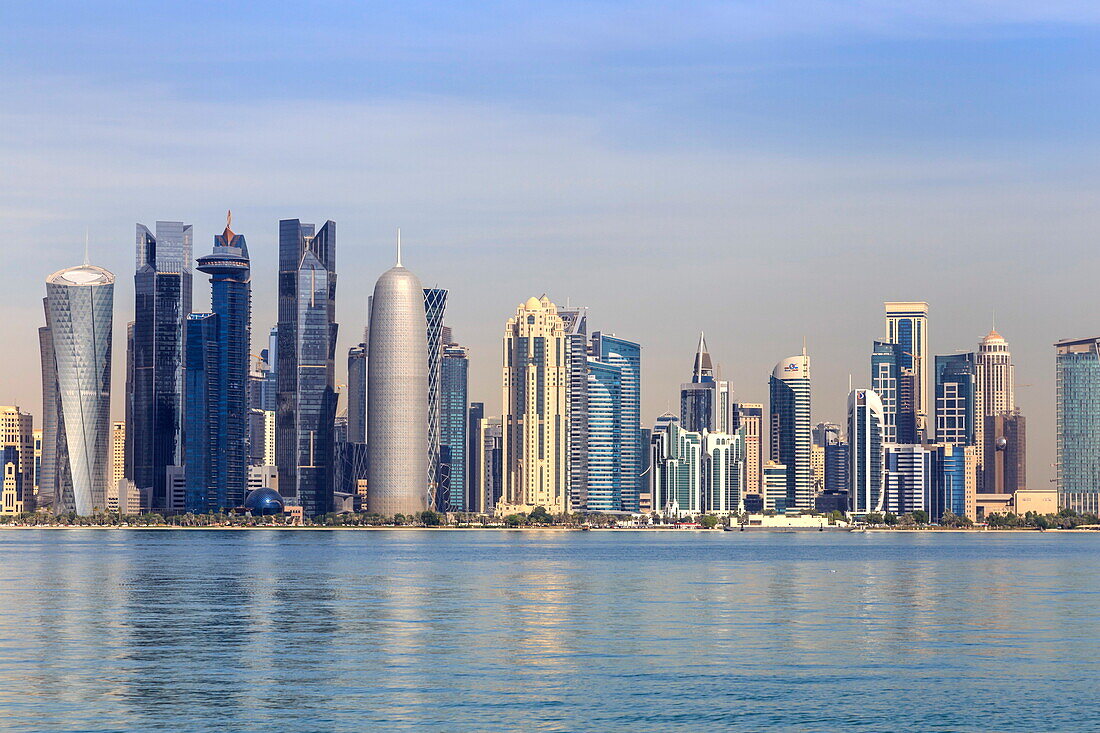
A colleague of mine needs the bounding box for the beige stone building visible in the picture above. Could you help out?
[0,407,33,514]
[500,295,568,515]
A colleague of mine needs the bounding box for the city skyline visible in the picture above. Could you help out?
[5,4,1100,490]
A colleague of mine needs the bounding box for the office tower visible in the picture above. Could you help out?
[813,422,841,448]
[977,328,1015,417]
[184,216,251,514]
[732,403,763,494]
[762,461,788,513]
[277,218,338,517]
[501,296,568,514]
[247,360,269,466]
[347,343,367,444]
[811,444,825,493]
[0,407,33,514]
[32,428,42,504]
[824,441,849,497]
[680,333,730,433]
[885,301,929,434]
[439,343,469,512]
[928,443,969,522]
[40,262,115,514]
[703,431,744,514]
[769,352,812,511]
[639,427,653,511]
[884,444,931,515]
[424,287,448,499]
[131,221,192,511]
[467,402,484,510]
[649,414,702,516]
[110,420,126,498]
[260,326,278,410]
[367,245,429,516]
[848,388,885,514]
[586,359,622,512]
[985,411,1026,494]
[871,340,919,444]
[934,353,984,447]
[591,331,642,512]
[557,306,589,510]
[474,416,504,514]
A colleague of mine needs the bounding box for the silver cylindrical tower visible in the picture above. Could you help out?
[367,258,428,516]
[42,264,115,515]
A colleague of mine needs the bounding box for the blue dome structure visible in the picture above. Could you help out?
[243,488,285,515]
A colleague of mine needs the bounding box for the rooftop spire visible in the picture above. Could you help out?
[222,209,235,240]
[692,332,714,383]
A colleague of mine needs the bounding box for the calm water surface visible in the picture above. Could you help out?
[0,529,1097,731]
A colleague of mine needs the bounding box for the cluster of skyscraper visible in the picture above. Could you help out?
[6,224,1100,522]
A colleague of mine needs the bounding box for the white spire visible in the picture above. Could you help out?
[396,228,402,267]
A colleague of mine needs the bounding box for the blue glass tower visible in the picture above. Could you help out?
[1056,337,1100,514]
[424,287,448,498]
[770,353,812,511]
[934,352,981,446]
[929,443,967,521]
[871,340,918,444]
[277,219,338,517]
[184,216,251,513]
[586,359,623,512]
[131,221,192,510]
[591,332,642,512]
[439,343,468,512]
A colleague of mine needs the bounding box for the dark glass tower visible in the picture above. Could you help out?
[184,216,251,513]
[277,219,338,517]
[131,222,192,510]
[424,288,448,500]
[439,343,469,512]
[347,342,367,445]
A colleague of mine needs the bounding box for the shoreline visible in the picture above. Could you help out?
[0,525,1096,533]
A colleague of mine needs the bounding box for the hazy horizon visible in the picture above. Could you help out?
[5,2,1100,489]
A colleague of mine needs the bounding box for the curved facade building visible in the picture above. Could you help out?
[41,264,115,515]
[367,257,429,516]
[847,388,885,514]
[769,352,812,511]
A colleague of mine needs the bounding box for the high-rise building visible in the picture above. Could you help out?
[557,306,589,510]
[811,444,825,494]
[184,216,251,514]
[277,218,338,517]
[649,414,702,516]
[847,388,885,514]
[934,352,984,447]
[591,331,642,512]
[927,443,970,522]
[367,245,429,517]
[347,342,367,445]
[1055,337,1100,514]
[586,359,622,512]
[467,402,484,511]
[703,431,744,514]
[32,428,42,504]
[439,343,469,512]
[885,301,929,435]
[130,221,192,511]
[977,329,1015,417]
[812,422,841,448]
[732,403,763,495]
[814,421,847,496]
[884,444,930,516]
[501,296,568,514]
[871,340,918,444]
[473,416,503,514]
[769,352,812,511]
[424,287,448,501]
[40,262,115,514]
[0,407,33,515]
[680,334,730,434]
[985,411,1026,494]
[762,461,788,513]
[110,420,126,495]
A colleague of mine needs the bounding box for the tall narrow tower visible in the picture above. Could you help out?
[884,302,929,437]
[977,329,1015,417]
[367,239,429,516]
[41,262,115,515]
[130,222,192,510]
[769,351,812,511]
[277,219,338,516]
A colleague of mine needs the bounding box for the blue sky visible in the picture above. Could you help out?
[3,1,1100,486]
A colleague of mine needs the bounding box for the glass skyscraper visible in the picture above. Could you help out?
[347,342,367,445]
[277,219,338,517]
[424,288,448,500]
[591,331,642,512]
[680,333,730,434]
[557,306,589,511]
[1056,337,1100,514]
[40,263,115,515]
[130,222,192,510]
[439,343,469,512]
[934,352,983,446]
[586,359,623,512]
[184,218,251,513]
[885,302,929,437]
[769,352,812,511]
[847,388,885,514]
[871,339,918,444]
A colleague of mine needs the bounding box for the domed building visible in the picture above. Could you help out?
[243,487,285,515]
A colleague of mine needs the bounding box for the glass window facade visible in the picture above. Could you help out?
[1056,337,1100,514]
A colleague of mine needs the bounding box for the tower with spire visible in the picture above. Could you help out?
[680,332,731,433]
[184,212,251,512]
